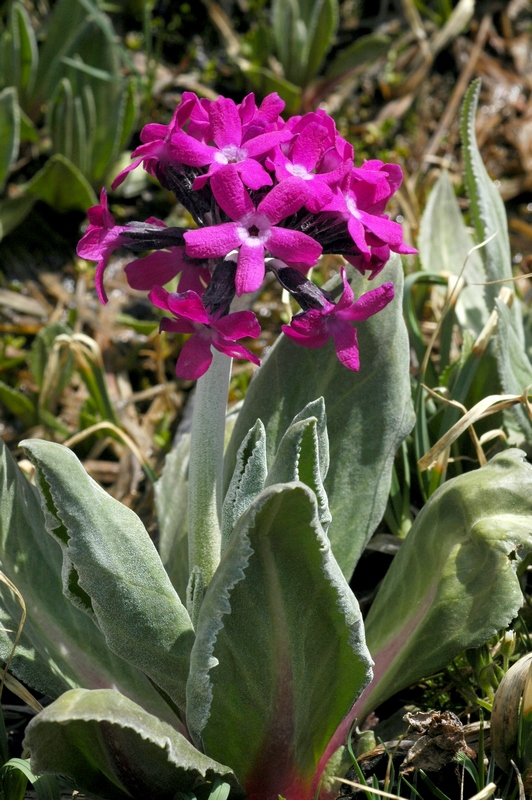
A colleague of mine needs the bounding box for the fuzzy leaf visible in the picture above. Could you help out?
[496,299,532,441]
[155,432,191,604]
[0,87,20,193]
[418,169,488,336]
[0,437,180,726]
[355,449,532,720]
[224,256,414,579]
[0,194,35,240]
[187,482,372,800]
[23,154,97,213]
[265,399,330,530]
[324,33,389,80]
[24,689,241,800]
[221,420,267,551]
[461,80,521,336]
[21,439,195,711]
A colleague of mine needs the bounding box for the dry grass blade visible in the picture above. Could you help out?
[333,776,406,800]
[418,391,527,471]
[466,783,497,800]
[2,673,42,713]
[63,422,156,482]
[0,572,26,700]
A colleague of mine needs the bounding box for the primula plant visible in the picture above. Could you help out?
[1,82,532,800]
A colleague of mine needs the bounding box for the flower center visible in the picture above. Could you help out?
[286,163,313,180]
[215,145,248,165]
[346,195,361,219]
[237,212,271,247]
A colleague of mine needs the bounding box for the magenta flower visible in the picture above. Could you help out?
[125,248,210,296]
[184,166,322,295]
[282,268,394,370]
[149,286,261,380]
[111,93,199,190]
[76,188,178,303]
[76,189,150,304]
[186,95,291,191]
[78,92,417,378]
[266,113,353,212]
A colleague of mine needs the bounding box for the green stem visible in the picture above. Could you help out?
[187,350,232,592]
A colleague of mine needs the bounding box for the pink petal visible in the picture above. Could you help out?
[267,227,322,265]
[175,335,214,380]
[359,211,404,246]
[212,334,261,365]
[210,167,255,221]
[166,291,209,323]
[334,268,354,312]
[184,223,241,258]
[255,93,285,123]
[177,263,210,295]
[239,93,257,126]
[169,130,217,166]
[292,122,329,171]
[159,317,195,335]
[257,178,310,224]
[347,215,371,255]
[139,122,170,143]
[237,159,273,190]
[210,97,242,148]
[148,285,173,312]
[282,314,329,348]
[235,239,265,295]
[340,282,394,322]
[214,310,261,339]
[304,181,333,213]
[111,157,144,189]
[331,323,360,371]
[245,129,291,158]
[125,250,183,290]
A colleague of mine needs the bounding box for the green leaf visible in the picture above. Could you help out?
[30,0,130,110]
[0,193,35,240]
[496,299,532,441]
[23,153,97,212]
[21,439,195,712]
[0,379,37,427]
[300,0,338,85]
[461,80,519,329]
[242,64,302,116]
[0,758,30,800]
[265,399,331,530]
[272,0,338,87]
[356,449,532,719]
[0,758,61,800]
[418,169,488,336]
[0,87,20,192]
[155,432,191,604]
[187,482,371,799]
[224,256,415,579]
[24,689,242,800]
[221,419,267,551]
[324,33,389,81]
[7,2,38,101]
[0,436,181,726]
[28,321,73,391]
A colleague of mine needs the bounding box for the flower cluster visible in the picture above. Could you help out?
[77,92,416,379]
